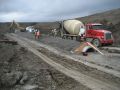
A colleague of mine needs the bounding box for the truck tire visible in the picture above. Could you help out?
[85,38,93,43]
[92,38,101,47]
[76,36,80,41]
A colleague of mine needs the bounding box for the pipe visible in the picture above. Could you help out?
[86,42,104,55]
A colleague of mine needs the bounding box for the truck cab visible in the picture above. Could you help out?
[85,23,114,46]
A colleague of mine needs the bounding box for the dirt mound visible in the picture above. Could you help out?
[113,22,120,45]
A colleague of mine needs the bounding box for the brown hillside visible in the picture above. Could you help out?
[77,8,120,25]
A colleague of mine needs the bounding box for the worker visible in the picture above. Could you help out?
[52,29,57,37]
[35,29,40,39]
[79,26,86,40]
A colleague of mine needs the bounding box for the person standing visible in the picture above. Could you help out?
[79,26,86,40]
[35,29,40,39]
[51,29,57,37]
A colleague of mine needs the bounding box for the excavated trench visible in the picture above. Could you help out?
[0,41,90,90]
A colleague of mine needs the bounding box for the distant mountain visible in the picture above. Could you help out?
[77,8,120,25]
[33,22,60,30]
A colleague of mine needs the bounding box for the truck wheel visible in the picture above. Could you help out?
[85,38,93,43]
[76,36,80,41]
[92,39,101,47]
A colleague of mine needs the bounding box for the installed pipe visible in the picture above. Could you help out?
[86,42,104,55]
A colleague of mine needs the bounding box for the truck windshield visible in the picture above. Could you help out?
[91,25,108,30]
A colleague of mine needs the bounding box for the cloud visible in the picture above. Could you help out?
[0,12,27,22]
[0,0,120,22]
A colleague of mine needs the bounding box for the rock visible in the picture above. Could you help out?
[20,72,28,85]
[22,84,38,90]
[1,71,22,87]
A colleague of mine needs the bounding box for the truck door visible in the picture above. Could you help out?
[86,25,93,37]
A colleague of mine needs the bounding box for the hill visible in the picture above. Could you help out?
[77,8,120,25]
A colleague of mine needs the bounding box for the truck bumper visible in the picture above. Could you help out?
[101,40,113,44]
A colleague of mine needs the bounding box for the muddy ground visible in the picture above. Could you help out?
[0,36,90,90]
[5,32,120,90]
[0,27,120,90]
[38,47,120,87]
[16,32,80,52]
[16,32,120,71]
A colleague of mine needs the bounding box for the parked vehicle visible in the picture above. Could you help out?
[26,26,35,32]
[61,20,114,47]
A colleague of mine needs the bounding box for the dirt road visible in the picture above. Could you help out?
[0,36,88,90]
[6,33,120,90]
[16,32,120,72]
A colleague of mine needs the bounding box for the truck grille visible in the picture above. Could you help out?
[105,33,112,40]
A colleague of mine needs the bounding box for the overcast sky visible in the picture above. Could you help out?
[0,0,120,22]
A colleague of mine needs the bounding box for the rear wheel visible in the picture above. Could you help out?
[92,38,101,47]
[76,36,80,41]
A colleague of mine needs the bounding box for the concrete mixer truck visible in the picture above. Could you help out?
[60,20,114,47]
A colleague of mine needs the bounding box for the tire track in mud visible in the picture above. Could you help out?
[16,32,120,78]
[6,33,120,90]
[38,48,120,87]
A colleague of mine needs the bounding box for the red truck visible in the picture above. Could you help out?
[62,20,114,47]
[85,23,114,46]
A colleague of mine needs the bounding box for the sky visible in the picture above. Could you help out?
[0,0,120,22]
